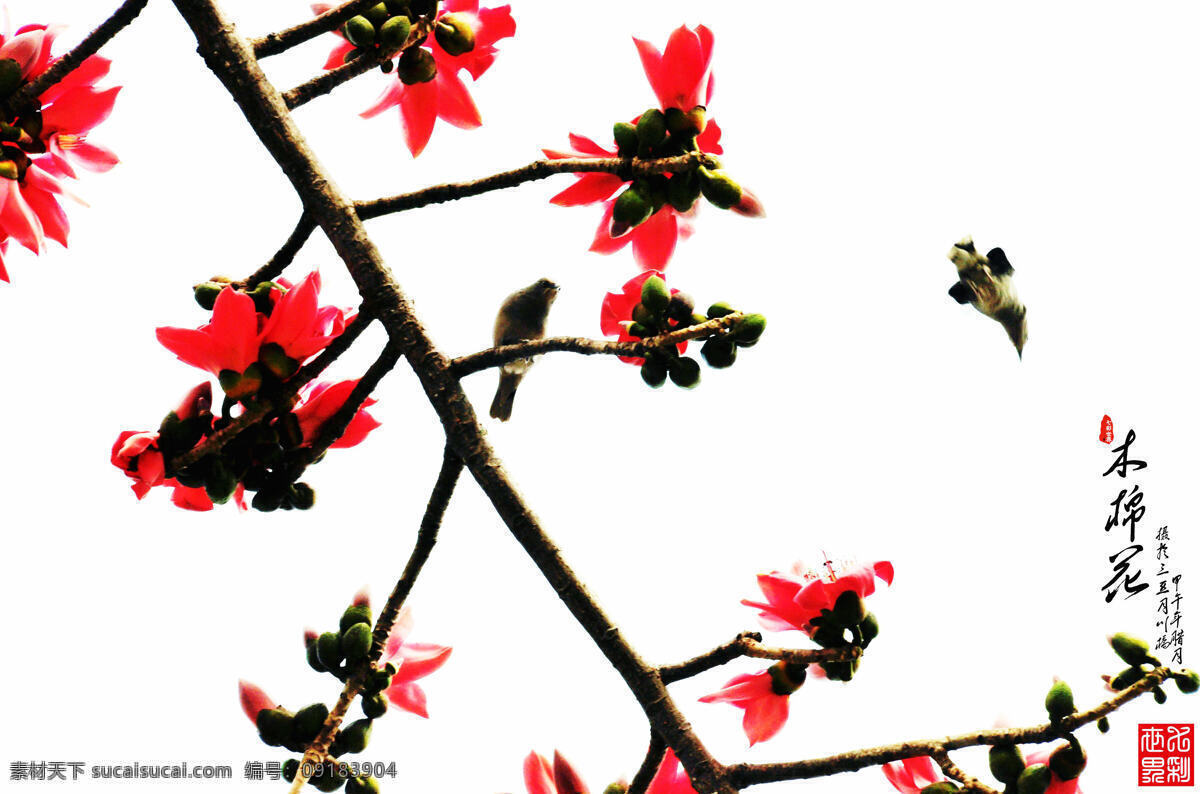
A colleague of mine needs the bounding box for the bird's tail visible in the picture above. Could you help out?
[490,372,521,421]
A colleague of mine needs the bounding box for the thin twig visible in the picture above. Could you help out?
[450,314,746,378]
[238,213,316,289]
[628,733,667,794]
[659,632,860,685]
[290,446,464,794]
[252,0,380,59]
[931,748,1000,794]
[11,0,150,107]
[356,152,721,219]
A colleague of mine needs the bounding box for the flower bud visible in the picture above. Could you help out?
[364,3,390,26]
[362,692,388,719]
[698,167,743,209]
[603,785,628,794]
[397,47,437,84]
[435,13,475,55]
[1098,716,1110,733]
[341,622,372,662]
[690,312,709,326]
[640,358,668,388]
[701,338,737,369]
[251,487,284,512]
[277,412,304,449]
[1016,764,1051,794]
[282,759,299,782]
[289,482,316,510]
[732,314,767,345]
[732,188,767,218]
[920,785,959,794]
[341,604,373,634]
[365,668,393,693]
[665,105,706,138]
[256,708,294,747]
[1153,685,1167,704]
[317,631,344,668]
[611,186,653,237]
[1109,632,1152,666]
[310,762,347,792]
[347,775,382,794]
[767,660,807,695]
[343,15,376,47]
[1107,666,1145,691]
[1049,740,1087,781]
[1172,669,1200,694]
[292,703,329,744]
[0,159,18,181]
[250,280,278,314]
[204,459,238,504]
[379,14,412,49]
[666,170,702,213]
[640,275,671,313]
[614,122,639,157]
[307,637,326,673]
[636,109,668,155]
[193,282,224,310]
[989,744,1025,786]
[338,719,373,755]
[831,590,867,629]
[631,302,658,328]
[707,301,736,319]
[668,356,701,389]
[1045,680,1076,722]
[219,363,264,400]
[859,612,880,647]
[0,58,22,97]
[666,292,695,323]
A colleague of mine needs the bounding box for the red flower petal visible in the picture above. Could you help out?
[549,173,624,207]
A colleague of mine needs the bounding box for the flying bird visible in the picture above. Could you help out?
[946,237,1027,357]
[490,278,560,421]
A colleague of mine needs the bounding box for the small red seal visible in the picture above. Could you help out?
[1139,724,1193,786]
[1100,415,1114,445]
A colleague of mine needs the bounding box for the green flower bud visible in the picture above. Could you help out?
[379,15,412,49]
[307,640,326,673]
[434,13,476,55]
[641,275,671,313]
[193,281,224,310]
[251,487,283,512]
[364,3,391,26]
[920,785,960,794]
[1108,666,1145,691]
[1098,716,1110,733]
[627,322,651,339]
[1016,764,1051,794]
[338,719,373,755]
[766,660,807,695]
[204,459,238,505]
[989,744,1026,786]
[668,356,701,389]
[1153,686,1167,704]
[1172,669,1200,694]
[0,58,23,97]
[690,312,709,326]
[362,692,388,719]
[365,668,393,693]
[341,604,373,634]
[811,622,847,649]
[255,708,294,747]
[614,122,639,157]
[341,622,372,662]
[317,631,344,669]
[820,661,853,681]
[631,302,658,328]
[640,358,668,388]
[636,109,667,155]
[397,47,437,84]
[310,762,347,792]
[667,170,702,213]
[343,16,376,48]
[701,338,737,369]
[611,185,653,237]
[1108,633,1151,667]
[697,166,743,209]
[1045,680,1076,722]
[603,784,628,794]
[831,590,867,629]
[290,482,317,510]
[0,159,19,181]
[282,759,299,782]
[706,301,736,319]
[384,662,399,676]
[664,106,707,139]
[859,612,880,647]
[733,313,767,345]
[1048,741,1087,781]
[292,703,329,744]
[17,110,42,139]
[346,775,382,794]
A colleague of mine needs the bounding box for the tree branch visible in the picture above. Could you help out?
[11,0,150,108]
[931,748,999,794]
[450,314,745,378]
[355,152,721,220]
[238,213,316,290]
[628,733,666,794]
[252,0,380,59]
[727,668,1172,787]
[659,633,861,685]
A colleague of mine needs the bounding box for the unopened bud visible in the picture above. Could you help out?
[379,14,412,49]
[613,122,638,157]
[668,356,700,389]
[698,166,743,209]
[830,590,866,629]
[1049,741,1087,781]
[289,482,316,510]
[364,3,390,27]
[434,13,475,56]
[0,160,19,180]
[611,185,653,237]
[204,459,238,505]
[317,631,344,669]
[667,170,702,213]
[346,775,382,794]
[733,313,767,346]
[1109,633,1152,666]
[256,708,294,747]
[1045,680,1076,722]
[1173,669,1200,694]
[666,292,694,323]
[636,109,667,155]
[1153,686,1168,704]
[640,358,667,389]
[603,784,628,794]
[338,719,373,755]
[641,275,671,313]
[989,744,1025,786]
[362,692,389,719]
[341,604,373,633]
[292,703,329,744]
[282,759,299,782]
[1107,666,1145,691]
[631,302,658,328]
[920,785,960,794]
[193,282,224,310]
[732,188,767,218]
[701,338,737,369]
[343,15,377,47]
[341,623,372,662]
[1016,764,1051,794]
[397,47,437,84]
[707,301,736,319]
[766,661,807,695]
[859,612,880,647]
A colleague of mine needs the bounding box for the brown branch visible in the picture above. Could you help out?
[171,4,735,790]
[728,668,1172,787]
[290,445,464,794]
[450,314,746,378]
[238,213,316,289]
[931,749,999,794]
[628,733,667,794]
[252,0,380,59]
[659,632,860,685]
[166,312,373,473]
[11,0,150,108]
[356,152,721,219]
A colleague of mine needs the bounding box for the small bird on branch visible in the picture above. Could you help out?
[490,278,560,421]
[946,237,1028,357]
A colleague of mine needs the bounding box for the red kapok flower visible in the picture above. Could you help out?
[699,665,801,746]
[634,24,714,113]
[111,431,166,499]
[882,756,945,794]
[238,680,278,725]
[523,750,589,794]
[381,606,452,718]
[292,380,382,449]
[1025,748,1084,794]
[260,271,354,363]
[645,749,698,794]
[599,270,688,365]
[314,0,515,157]
[742,558,894,636]
[0,23,119,282]
[157,286,261,377]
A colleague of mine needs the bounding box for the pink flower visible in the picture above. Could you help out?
[743,558,894,635]
[157,286,261,377]
[315,1,515,157]
[111,431,166,499]
[645,749,698,794]
[0,23,119,282]
[1026,748,1083,794]
[882,757,945,794]
[292,380,382,450]
[238,680,278,724]
[633,24,714,113]
[699,666,800,745]
[599,270,688,365]
[523,750,589,794]
[381,606,452,718]
[260,271,354,363]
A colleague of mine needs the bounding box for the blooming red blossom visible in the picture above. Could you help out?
[381,606,452,718]
[0,23,119,282]
[523,750,589,794]
[110,383,211,499]
[599,270,688,364]
[238,680,278,724]
[293,379,382,450]
[699,667,795,745]
[743,558,894,636]
[261,272,355,362]
[882,756,945,793]
[645,749,698,794]
[314,0,515,157]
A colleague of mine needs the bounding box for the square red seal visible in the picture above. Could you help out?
[1139,724,1194,786]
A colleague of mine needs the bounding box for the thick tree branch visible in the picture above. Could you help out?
[252,0,379,59]
[11,0,150,108]
[356,152,721,219]
[239,213,316,289]
[727,668,1172,787]
[659,632,861,685]
[450,314,745,378]
[290,445,464,794]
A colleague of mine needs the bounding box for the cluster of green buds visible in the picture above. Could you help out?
[631,275,765,390]
[339,0,475,85]
[984,738,1088,794]
[609,105,751,237]
[0,58,45,183]
[807,591,879,681]
[1103,632,1197,704]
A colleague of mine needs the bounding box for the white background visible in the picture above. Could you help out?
[0,1,1196,792]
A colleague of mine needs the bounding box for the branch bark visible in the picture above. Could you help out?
[238,213,316,289]
[659,632,861,685]
[252,0,380,58]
